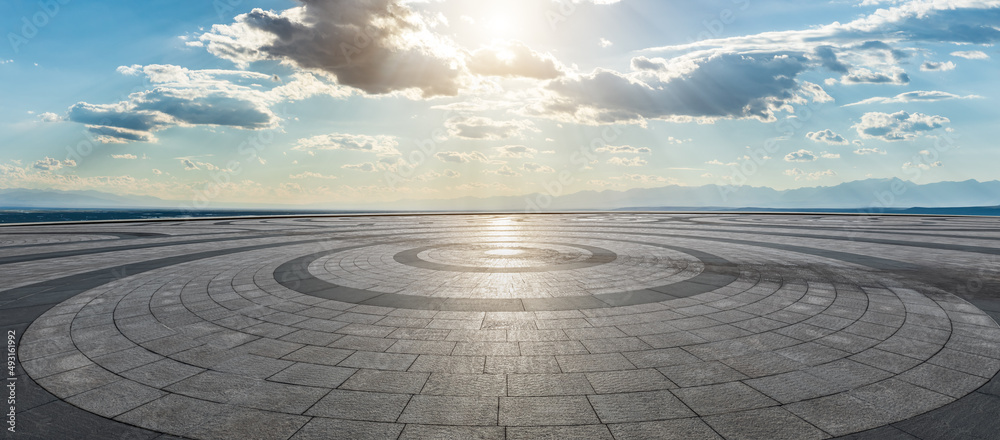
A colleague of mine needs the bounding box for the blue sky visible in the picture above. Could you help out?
[1,0,997,208]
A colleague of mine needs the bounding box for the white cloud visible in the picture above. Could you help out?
[489,165,520,177]
[435,151,489,164]
[37,112,61,122]
[290,171,337,179]
[853,111,949,142]
[521,162,556,173]
[342,163,377,172]
[951,50,989,59]
[607,156,647,167]
[595,145,652,154]
[844,90,981,106]
[806,129,848,145]
[784,149,818,162]
[468,41,563,80]
[599,38,613,48]
[854,147,887,155]
[110,154,138,160]
[495,145,537,158]
[820,151,841,159]
[920,61,956,71]
[33,157,76,171]
[294,133,400,156]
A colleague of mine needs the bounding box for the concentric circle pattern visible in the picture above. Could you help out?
[6,214,1000,439]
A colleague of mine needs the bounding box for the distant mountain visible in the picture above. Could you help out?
[349,178,1000,212]
[3,178,999,212]
[0,189,170,209]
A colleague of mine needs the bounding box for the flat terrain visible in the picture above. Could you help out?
[3,213,1000,439]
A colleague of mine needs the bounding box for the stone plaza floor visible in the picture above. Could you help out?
[2,213,1000,439]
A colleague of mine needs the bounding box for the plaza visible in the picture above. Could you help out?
[3,213,1000,439]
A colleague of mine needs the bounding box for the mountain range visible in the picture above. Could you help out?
[1,178,998,212]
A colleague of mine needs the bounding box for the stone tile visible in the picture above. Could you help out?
[509,373,595,396]
[185,407,309,440]
[555,353,635,373]
[704,407,827,440]
[508,425,614,439]
[500,396,600,426]
[589,390,694,423]
[398,396,498,425]
[608,418,722,440]
[673,382,778,416]
[268,362,356,388]
[408,354,484,373]
[305,389,410,421]
[421,373,507,396]
[65,379,165,418]
[399,425,504,440]
[485,356,561,374]
[291,418,403,440]
[339,351,417,371]
[340,369,429,394]
[585,369,676,394]
[658,361,747,387]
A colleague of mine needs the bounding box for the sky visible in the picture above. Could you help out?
[0,0,998,208]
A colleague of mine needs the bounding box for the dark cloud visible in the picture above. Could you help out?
[814,46,849,73]
[202,1,462,97]
[546,53,809,123]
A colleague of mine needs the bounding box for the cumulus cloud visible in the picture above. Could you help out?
[806,129,848,145]
[467,41,563,80]
[37,112,62,122]
[110,154,138,160]
[541,53,814,124]
[853,111,949,141]
[64,65,341,143]
[495,145,537,158]
[33,157,76,171]
[839,68,909,84]
[599,38,614,48]
[920,61,956,71]
[446,116,535,140]
[784,149,818,162]
[294,133,400,156]
[595,145,652,154]
[435,151,489,164]
[607,157,647,167]
[845,90,981,106]
[199,1,463,97]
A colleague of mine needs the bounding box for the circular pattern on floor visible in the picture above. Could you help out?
[9,214,1000,439]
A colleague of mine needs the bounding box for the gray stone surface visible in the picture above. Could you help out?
[5,213,1000,439]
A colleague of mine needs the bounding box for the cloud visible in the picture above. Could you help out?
[611,174,672,184]
[806,129,848,145]
[784,149,818,162]
[489,165,520,177]
[342,163,377,172]
[820,151,840,159]
[65,65,339,143]
[595,145,652,154]
[33,157,76,171]
[495,145,537,158]
[902,160,943,170]
[599,38,613,48]
[839,68,909,84]
[920,61,956,71]
[37,112,61,122]
[951,50,989,59]
[844,90,981,106]
[784,168,836,181]
[181,159,199,170]
[467,41,563,80]
[706,159,737,166]
[110,154,138,160]
[607,157,647,167]
[290,171,337,179]
[854,147,887,155]
[542,53,814,124]
[521,162,555,173]
[294,133,400,156]
[199,2,463,97]
[446,116,535,140]
[853,111,949,141]
[435,151,489,163]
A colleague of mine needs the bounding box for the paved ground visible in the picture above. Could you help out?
[3,213,1000,440]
